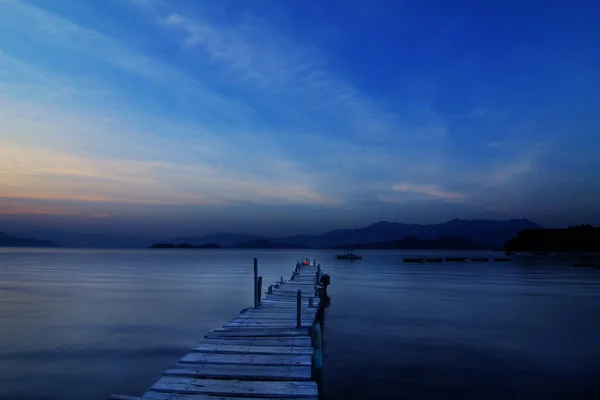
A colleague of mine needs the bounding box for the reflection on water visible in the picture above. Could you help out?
[1,249,599,399]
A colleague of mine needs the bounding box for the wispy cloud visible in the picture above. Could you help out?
[1,0,583,230]
[487,141,551,186]
[154,9,399,141]
[0,0,252,120]
[0,103,337,207]
[1,150,335,207]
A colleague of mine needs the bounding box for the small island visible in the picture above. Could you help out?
[149,243,222,249]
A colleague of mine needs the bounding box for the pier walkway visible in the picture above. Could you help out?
[111,259,327,400]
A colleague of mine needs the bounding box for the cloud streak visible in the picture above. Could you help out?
[155,9,399,141]
[392,183,466,201]
[1,0,596,232]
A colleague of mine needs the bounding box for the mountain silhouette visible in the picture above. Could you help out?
[7,218,541,248]
[275,218,541,248]
[170,218,540,248]
[0,232,57,247]
[149,243,222,249]
[331,235,495,250]
[230,240,310,249]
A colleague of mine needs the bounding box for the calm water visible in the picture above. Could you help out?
[1,249,600,400]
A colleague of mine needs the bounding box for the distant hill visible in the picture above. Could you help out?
[231,240,310,249]
[0,232,57,247]
[169,233,266,247]
[504,225,600,252]
[28,231,156,248]
[149,243,221,249]
[330,235,495,250]
[276,218,541,248]
[17,218,542,249]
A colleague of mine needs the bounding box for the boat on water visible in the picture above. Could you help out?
[336,252,362,260]
[471,257,489,262]
[425,258,444,263]
[445,257,467,262]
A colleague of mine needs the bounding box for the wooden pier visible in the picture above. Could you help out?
[111,258,328,400]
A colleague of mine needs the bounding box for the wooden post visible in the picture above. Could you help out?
[296,289,302,328]
[257,276,263,307]
[253,258,258,308]
[280,276,283,283]
[268,285,273,294]
[309,297,314,308]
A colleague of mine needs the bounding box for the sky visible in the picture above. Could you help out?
[1,0,599,237]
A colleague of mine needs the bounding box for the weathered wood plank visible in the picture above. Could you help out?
[192,344,313,355]
[223,321,313,328]
[150,377,318,398]
[269,290,316,295]
[275,283,315,287]
[263,299,316,304]
[236,312,317,318]
[231,317,316,323]
[252,305,318,310]
[227,319,316,326]
[238,310,317,316]
[265,296,315,300]
[180,352,312,366]
[132,264,324,400]
[226,320,315,327]
[205,331,309,339]
[276,284,315,288]
[201,338,312,347]
[164,363,311,381]
[263,293,318,299]
[211,327,310,335]
[142,391,318,400]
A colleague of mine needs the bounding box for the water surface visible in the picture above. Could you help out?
[1,248,599,399]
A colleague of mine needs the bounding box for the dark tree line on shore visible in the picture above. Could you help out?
[504,225,600,252]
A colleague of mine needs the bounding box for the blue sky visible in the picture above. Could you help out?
[1,0,599,236]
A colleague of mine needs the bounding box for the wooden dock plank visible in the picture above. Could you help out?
[224,321,314,327]
[164,363,311,381]
[149,377,318,398]
[205,333,308,339]
[208,328,310,337]
[267,291,316,296]
[180,352,312,366]
[226,318,315,325]
[237,312,317,318]
[192,344,313,355]
[237,311,317,318]
[142,392,317,400]
[131,262,325,400]
[201,338,312,347]
[229,318,315,324]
